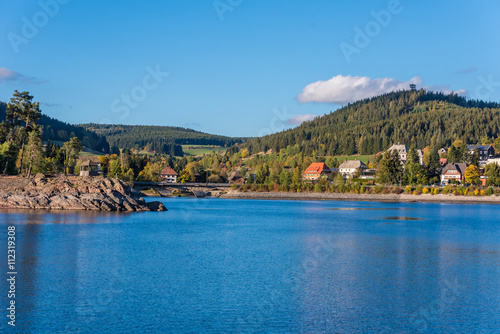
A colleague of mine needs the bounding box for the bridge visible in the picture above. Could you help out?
[133,182,232,197]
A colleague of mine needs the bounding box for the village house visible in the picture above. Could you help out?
[194,171,203,183]
[388,144,409,163]
[228,171,244,184]
[160,167,178,183]
[79,160,100,177]
[466,145,495,165]
[303,162,333,181]
[338,160,367,178]
[440,163,467,185]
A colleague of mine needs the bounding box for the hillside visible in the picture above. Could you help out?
[81,123,246,154]
[0,102,110,153]
[243,90,500,156]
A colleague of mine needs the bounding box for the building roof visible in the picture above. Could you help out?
[388,144,409,154]
[441,163,467,175]
[228,171,243,181]
[466,145,493,150]
[81,160,100,167]
[338,160,366,169]
[160,167,178,176]
[303,162,331,174]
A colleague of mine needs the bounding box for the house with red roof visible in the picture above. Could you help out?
[303,163,334,181]
[160,167,178,183]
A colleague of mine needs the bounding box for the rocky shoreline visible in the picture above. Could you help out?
[0,175,167,212]
[220,190,500,204]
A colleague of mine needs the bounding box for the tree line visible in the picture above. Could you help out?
[238,90,500,157]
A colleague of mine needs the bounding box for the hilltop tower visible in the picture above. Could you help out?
[409,84,417,91]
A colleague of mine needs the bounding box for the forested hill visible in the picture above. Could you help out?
[242,90,500,156]
[0,102,110,153]
[81,124,247,153]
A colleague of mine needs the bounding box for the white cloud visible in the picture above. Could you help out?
[0,67,45,84]
[297,75,467,104]
[286,114,317,125]
[297,75,421,104]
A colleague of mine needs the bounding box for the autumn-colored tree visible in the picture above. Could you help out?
[178,169,192,183]
[464,165,480,185]
[241,148,250,159]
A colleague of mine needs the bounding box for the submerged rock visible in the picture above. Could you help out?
[0,175,167,212]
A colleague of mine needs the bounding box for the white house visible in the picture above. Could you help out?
[388,144,409,163]
[338,160,367,177]
[160,167,178,183]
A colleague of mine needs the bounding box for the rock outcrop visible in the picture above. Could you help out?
[0,174,167,212]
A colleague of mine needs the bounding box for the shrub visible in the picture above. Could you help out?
[372,185,384,194]
[486,187,494,195]
[442,185,453,194]
[456,186,466,195]
[405,185,412,193]
[422,187,430,194]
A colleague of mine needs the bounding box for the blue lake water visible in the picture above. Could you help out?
[0,198,499,333]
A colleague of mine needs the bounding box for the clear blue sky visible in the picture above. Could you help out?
[1,0,499,137]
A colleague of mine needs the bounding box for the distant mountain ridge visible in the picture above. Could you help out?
[241,90,500,156]
[80,123,247,154]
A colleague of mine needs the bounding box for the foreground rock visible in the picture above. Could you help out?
[0,174,167,212]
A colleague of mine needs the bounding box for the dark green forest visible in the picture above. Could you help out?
[240,90,500,156]
[0,102,110,153]
[81,123,246,154]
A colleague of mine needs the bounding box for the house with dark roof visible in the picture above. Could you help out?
[338,160,367,177]
[160,167,178,183]
[466,145,495,165]
[388,144,409,163]
[303,163,334,181]
[440,163,467,185]
[79,160,100,177]
[228,171,244,184]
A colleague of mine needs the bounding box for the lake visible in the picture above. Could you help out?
[0,198,499,333]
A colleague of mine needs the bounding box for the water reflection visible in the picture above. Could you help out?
[0,199,498,333]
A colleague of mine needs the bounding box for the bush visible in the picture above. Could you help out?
[373,185,385,194]
[422,187,430,194]
[391,186,402,194]
[456,186,467,195]
[442,185,453,194]
[405,185,412,194]
[486,187,494,195]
